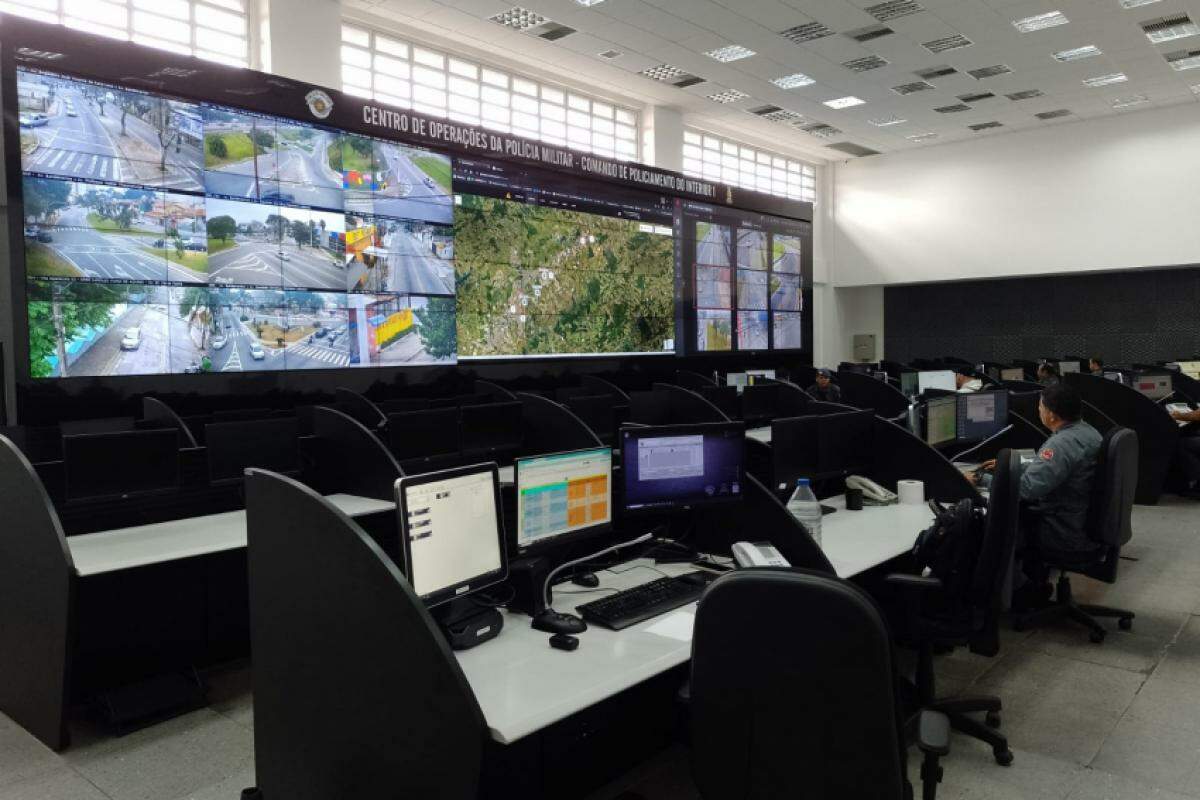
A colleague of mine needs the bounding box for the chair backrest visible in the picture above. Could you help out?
[0,435,74,751]
[971,450,1021,613]
[245,469,486,800]
[690,570,906,800]
[1086,427,1138,568]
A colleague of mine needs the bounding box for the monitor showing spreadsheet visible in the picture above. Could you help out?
[1000,368,1026,382]
[514,447,612,555]
[925,396,958,447]
[957,390,1008,442]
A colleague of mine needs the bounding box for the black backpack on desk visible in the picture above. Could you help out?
[910,498,993,655]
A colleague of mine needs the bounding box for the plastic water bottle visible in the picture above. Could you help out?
[787,478,823,547]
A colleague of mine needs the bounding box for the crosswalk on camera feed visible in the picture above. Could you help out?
[19,66,458,378]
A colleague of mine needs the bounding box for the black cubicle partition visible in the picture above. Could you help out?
[142,397,198,448]
[475,379,517,401]
[764,379,812,417]
[310,407,404,500]
[868,417,981,504]
[333,388,387,430]
[0,435,73,751]
[834,370,910,419]
[674,370,717,390]
[1065,373,1176,505]
[580,374,631,401]
[648,383,730,423]
[244,470,487,800]
[947,412,1045,463]
[517,392,603,456]
[1171,370,1200,404]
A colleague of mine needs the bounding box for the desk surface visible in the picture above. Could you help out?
[746,426,771,444]
[458,495,930,744]
[67,493,395,577]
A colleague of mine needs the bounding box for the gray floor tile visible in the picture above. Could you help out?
[931,746,1082,800]
[1152,616,1200,687]
[1023,607,1188,674]
[0,713,70,789]
[1124,675,1200,735]
[0,768,110,800]
[1090,714,1200,796]
[1066,767,1198,800]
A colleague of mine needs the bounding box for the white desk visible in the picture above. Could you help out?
[498,465,514,485]
[746,426,771,444]
[67,493,395,577]
[458,496,931,744]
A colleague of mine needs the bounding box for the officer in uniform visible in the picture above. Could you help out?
[807,369,842,402]
[1171,406,1200,498]
[972,383,1102,605]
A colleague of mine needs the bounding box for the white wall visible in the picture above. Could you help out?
[832,102,1200,288]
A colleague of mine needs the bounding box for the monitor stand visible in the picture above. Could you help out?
[432,597,504,651]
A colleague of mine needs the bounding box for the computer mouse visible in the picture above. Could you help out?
[571,572,600,588]
[549,633,579,651]
[679,571,712,587]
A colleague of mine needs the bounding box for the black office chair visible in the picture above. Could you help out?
[689,569,949,800]
[243,469,487,799]
[1013,427,1138,643]
[887,450,1020,766]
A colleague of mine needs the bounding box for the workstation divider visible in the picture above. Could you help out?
[835,370,910,419]
[516,392,604,456]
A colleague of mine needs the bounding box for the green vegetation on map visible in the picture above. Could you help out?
[454,195,674,356]
[413,155,452,193]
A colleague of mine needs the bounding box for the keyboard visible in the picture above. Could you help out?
[576,571,717,631]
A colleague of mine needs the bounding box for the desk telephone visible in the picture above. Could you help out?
[732,541,790,568]
[845,475,898,505]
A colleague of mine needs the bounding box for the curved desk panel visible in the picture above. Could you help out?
[517,392,603,456]
[869,417,981,504]
[835,370,910,418]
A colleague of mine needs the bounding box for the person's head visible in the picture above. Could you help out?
[1039,383,1082,431]
[815,369,832,388]
[1037,362,1060,380]
[1089,357,1104,374]
[955,372,971,389]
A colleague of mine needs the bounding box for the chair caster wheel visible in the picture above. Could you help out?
[985,710,1001,729]
[1118,617,1133,631]
[993,748,1014,767]
[1090,629,1106,644]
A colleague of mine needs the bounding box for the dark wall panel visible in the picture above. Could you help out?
[884,267,1200,364]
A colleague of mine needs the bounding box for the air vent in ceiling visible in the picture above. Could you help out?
[865,0,924,22]
[640,64,706,87]
[934,103,972,113]
[748,105,804,123]
[707,89,749,104]
[892,80,935,95]
[533,22,576,41]
[598,49,623,60]
[958,91,995,103]
[779,21,835,43]
[967,64,1012,80]
[1035,109,1072,120]
[922,34,972,53]
[907,132,938,143]
[968,121,1003,131]
[826,142,881,157]
[843,55,889,72]
[800,122,842,139]
[1005,89,1044,101]
[916,65,957,80]
[847,24,894,42]
[1165,49,1200,70]
[1140,14,1200,44]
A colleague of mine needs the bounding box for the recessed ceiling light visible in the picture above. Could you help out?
[801,122,842,138]
[573,0,605,5]
[1165,49,1200,70]
[640,64,705,87]
[968,64,1013,79]
[916,65,957,80]
[771,72,815,89]
[1083,72,1128,87]
[892,81,935,95]
[1111,94,1150,108]
[1120,0,1161,7]
[1014,11,1069,33]
[907,132,938,142]
[923,34,972,53]
[843,55,889,72]
[489,7,548,31]
[779,21,835,43]
[823,96,865,109]
[1141,15,1200,44]
[1035,109,1073,119]
[757,107,806,123]
[705,44,756,62]
[1053,45,1102,62]
[865,0,924,22]
[934,103,972,113]
[707,89,749,104]
[968,121,1003,131]
[958,91,995,103]
[846,24,894,42]
[868,115,907,126]
[597,49,622,59]
[1006,89,1045,101]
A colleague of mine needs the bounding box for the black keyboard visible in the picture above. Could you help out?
[576,572,716,631]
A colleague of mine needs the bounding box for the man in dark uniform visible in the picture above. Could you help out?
[807,369,841,402]
[1171,406,1200,499]
[973,383,1102,605]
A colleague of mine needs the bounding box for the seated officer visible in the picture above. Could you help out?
[972,383,1102,606]
[1171,407,1200,499]
[955,372,982,393]
[1037,362,1061,386]
[807,369,841,402]
[1089,357,1105,376]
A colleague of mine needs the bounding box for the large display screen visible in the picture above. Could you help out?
[13,62,810,380]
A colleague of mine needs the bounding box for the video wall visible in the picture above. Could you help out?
[14,65,809,380]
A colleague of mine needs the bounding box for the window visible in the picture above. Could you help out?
[341,23,638,161]
[0,0,250,66]
[682,130,816,204]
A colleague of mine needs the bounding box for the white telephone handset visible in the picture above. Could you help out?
[732,541,790,568]
[845,475,899,505]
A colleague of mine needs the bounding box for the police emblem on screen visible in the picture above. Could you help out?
[305,89,334,119]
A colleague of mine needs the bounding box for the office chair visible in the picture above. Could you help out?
[887,450,1020,766]
[1013,427,1138,643]
[689,569,949,800]
[243,469,487,799]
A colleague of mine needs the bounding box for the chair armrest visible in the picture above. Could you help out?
[885,573,943,591]
[916,710,950,757]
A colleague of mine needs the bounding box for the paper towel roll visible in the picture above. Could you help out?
[897,479,925,505]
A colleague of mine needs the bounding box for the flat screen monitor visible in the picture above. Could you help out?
[741,384,782,423]
[957,390,1008,442]
[900,372,919,397]
[918,370,957,394]
[460,402,523,454]
[746,369,776,385]
[514,447,612,556]
[63,429,180,502]
[206,418,300,485]
[1000,368,1026,382]
[725,372,748,388]
[388,408,461,461]
[1133,374,1173,401]
[1059,361,1081,374]
[397,463,508,607]
[815,409,875,476]
[770,416,820,491]
[620,422,744,513]
[873,371,889,382]
[924,396,958,447]
[1177,361,1200,380]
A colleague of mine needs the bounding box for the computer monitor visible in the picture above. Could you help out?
[770,416,820,490]
[1132,374,1173,401]
[873,371,889,382]
[745,369,776,385]
[1178,361,1200,380]
[725,372,748,389]
[918,370,957,393]
[397,463,508,607]
[460,401,523,454]
[1000,368,1026,382]
[900,372,919,397]
[63,429,180,502]
[741,384,782,425]
[1059,361,1080,374]
[388,408,461,461]
[816,409,875,476]
[620,422,744,513]
[924,396,958,447]
[957,390,1008,442]
[513,447,612,556]
[206,418,300,485]
[986,366,1001,381]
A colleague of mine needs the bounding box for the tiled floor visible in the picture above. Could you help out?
[1,497,1198,800]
